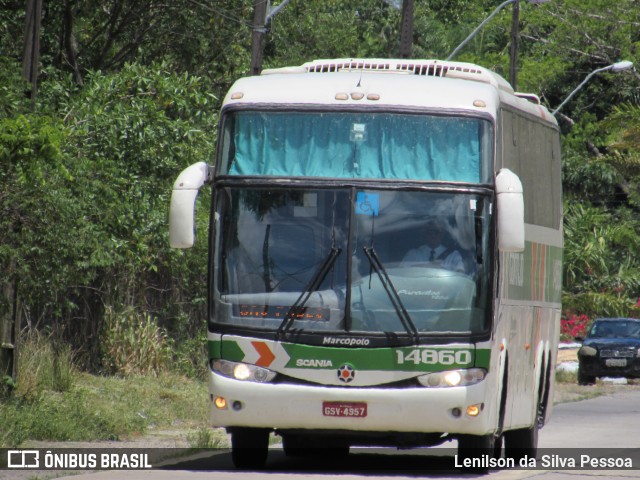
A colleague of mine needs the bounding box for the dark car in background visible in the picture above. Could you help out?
[577,317,640,385]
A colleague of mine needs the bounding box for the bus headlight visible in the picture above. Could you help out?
[211,359,277,383]
[417,368,486,388]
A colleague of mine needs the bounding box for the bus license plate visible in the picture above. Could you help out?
[605,358,627,367]
[322,401,367,418]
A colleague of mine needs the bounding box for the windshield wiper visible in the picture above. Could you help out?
[362,246,420,345]
[276,247,342,339]
[474,197,484,266]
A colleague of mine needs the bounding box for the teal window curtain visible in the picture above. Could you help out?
[228,112,482,182]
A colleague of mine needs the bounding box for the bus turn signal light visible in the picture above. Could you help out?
[466,404,483,417]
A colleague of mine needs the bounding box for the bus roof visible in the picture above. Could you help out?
[224,58,556,125]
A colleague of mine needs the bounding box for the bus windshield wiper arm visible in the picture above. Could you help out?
[277,247,342,338]
[362,246,420,345]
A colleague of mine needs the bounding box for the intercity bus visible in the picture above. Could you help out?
[169,58,562,468]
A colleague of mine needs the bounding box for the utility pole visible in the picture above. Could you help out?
[0,269,17,396]
[250,0,269,76]
[2,0,43,396]
[22,0,43,104]
[250,0,292,75]
[399,0,414,59]
[509,0,520,90]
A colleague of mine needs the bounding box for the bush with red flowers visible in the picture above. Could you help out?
[560,313,590,341]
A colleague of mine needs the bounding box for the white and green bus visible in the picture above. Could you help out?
[169,58,562,469]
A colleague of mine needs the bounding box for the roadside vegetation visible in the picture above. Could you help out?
[0,329,213,448]
[554,368,640,405]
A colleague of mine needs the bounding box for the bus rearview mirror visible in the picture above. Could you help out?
[169,162,210,249]
[495,168,525,252]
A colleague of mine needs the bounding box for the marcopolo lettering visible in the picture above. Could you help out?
[323,337,370,346]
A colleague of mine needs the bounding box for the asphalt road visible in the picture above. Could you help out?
[9,388,640,480]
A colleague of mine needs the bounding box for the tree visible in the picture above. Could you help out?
[0,0,638,374]
[0,112,70,389]
[56,62,218,361]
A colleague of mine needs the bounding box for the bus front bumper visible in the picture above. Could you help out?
[209,372,496,437]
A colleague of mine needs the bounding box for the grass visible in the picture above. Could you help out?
[0,329,213,448]
[553,368,640,404]
[0,370,211,448]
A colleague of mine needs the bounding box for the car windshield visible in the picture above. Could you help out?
[212,187,492,340]
[589,320,640,339]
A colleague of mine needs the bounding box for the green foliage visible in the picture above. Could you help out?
[0,0,638,378]
[562,154,621,205]
[554,369,577,385]
[0,58,217,370]
[0,58,30,117]
[1,389,123,446]
[516,0,639,115]
[187,427,224,449]
[606,103,640,151]
[563,292,640,320]
[0,329,208,447]
[563,203,640,318]
[600,103,640,207]
[268,1,402,65]
[1,365,209,447]
[63,62,215,285]
[101,306,173,376]
[0,113,94,324]
[15,331,75,402]
[171,325,208,379]
[76,62,213,347]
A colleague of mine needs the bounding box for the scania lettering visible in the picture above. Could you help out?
[169,58,562,469]
[296,359,333,368]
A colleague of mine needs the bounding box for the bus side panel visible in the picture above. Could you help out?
[496,302,559,431]
[498,106,562,432]
[497,239,562,432]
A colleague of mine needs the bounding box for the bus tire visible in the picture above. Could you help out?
[457,434,497,473]
[230,428,269,469]
[505,360,545,462]
[504,424,538,462]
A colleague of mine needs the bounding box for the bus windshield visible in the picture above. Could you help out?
[219,111,493,183]
[213,188,492,339]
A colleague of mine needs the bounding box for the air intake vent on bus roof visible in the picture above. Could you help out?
[304,59,481,76]
[295,58,514,94]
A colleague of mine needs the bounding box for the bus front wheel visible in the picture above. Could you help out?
[504,424,538,462]
[457,434,497,473]
[230,427,269,469]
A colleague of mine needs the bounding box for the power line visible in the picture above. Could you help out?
[184,0,253,29]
